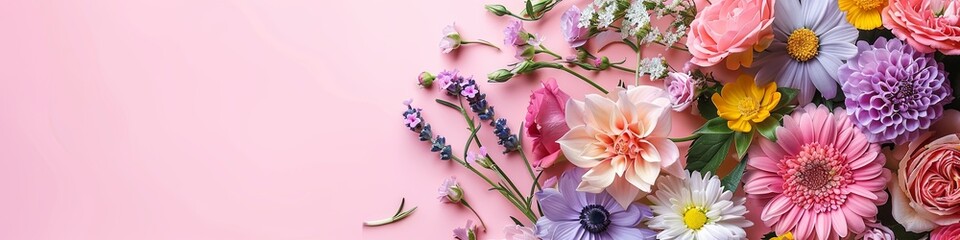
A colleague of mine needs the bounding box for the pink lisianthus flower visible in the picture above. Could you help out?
[883,0,960,55]
[663,72,697,112]
[557,85,682,208]
[524,78,571,169]
[439,23,462,54]
[561,6,589,48]
[686,0,775,70]
[887,110,960,232]
[931,223,960,240]
[502,225,538,240]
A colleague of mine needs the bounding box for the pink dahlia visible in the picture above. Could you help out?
[743,104,891,240]
[883,0,960,55]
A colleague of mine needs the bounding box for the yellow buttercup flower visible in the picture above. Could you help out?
[771,232,794,240]
[712,75,781,132]
[838,0,887,30]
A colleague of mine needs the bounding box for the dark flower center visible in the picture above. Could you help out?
[579,204,611,233]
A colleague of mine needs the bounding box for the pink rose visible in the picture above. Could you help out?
[931,223,960,240]
[855,222,895,240]
[686,0,774,69]
[883,0,960,55]
[664,72,697,112]
[890,109,960,232]
[524,78,570,169]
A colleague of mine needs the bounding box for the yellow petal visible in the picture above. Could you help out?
[728,119,752,132]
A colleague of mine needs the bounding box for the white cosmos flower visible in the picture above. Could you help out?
[647,171,753,240]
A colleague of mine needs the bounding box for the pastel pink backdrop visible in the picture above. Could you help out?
[0,0,763,239]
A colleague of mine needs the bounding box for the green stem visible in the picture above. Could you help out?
[536,44,563,60]
[544,64,608,94]
[461,200,487,231]
[506,13,537,21]
[611,64,638,74]
[462,40,501,51]
[517,149,540,191]
[670,133,701,142]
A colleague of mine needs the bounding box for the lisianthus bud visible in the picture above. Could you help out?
[488,69,515,82]
[418,71,436,87]
[513,60,536,74]
[438,177,464,203]
[519,45,536,60]
[484,4,510,16]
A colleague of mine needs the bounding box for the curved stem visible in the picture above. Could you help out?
[461,200,487,231]
[545,64,608,94]
[536,44,563,60]
[670,133,701,142]
[611,64,638,74]
[462,39,501,51]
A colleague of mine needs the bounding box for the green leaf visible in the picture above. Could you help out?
[698,118,732,135]
[685,133,733,173]
[524,0,534,17]
[510,216,524,227]
[733,131,753,160]
[721,155,748,192]
[756,117,780,141]
[363,198,418,227]
[775,87,798,111]
[697,93,719,119]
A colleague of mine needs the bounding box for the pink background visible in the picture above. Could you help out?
[0,0,760,239]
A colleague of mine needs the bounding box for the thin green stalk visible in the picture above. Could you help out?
[543,63,608,94]
[461,200,487,231]
[536,44,563,60]
[517,147,540,191]
[611,64,638,74]
[670,133,701,142]
[462,40,501,51]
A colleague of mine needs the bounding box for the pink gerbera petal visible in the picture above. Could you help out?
[744,104,891,240]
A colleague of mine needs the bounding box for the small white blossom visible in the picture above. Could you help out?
[598,3,618,28]
[638,56,668,80]
[579,3,596,28]
[621,0,650,39]
[663,25,686,47]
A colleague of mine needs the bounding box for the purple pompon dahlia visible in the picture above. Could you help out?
[838,38,953,144]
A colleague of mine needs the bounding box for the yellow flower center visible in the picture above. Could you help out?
[737,97,760,118]
[682,207,708,230]
[854,0,884,9]
[786,28,819,62]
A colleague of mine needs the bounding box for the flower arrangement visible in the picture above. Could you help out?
[367,0,960,239]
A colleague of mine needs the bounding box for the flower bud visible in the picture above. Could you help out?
[513,60,537,74]
[418,71,436,87]
[487,69,515,82]
[519,45,536,60]
[474,157,494,169]
[596,56,611,70]
[438,177,465,203]
[484,4,510,16]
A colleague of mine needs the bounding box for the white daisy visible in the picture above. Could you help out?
[751,0,859,104]
[647,171,752,240]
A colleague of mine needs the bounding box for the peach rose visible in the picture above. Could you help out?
[890,110,960,232]
[686,0,775,70]
[883,0,960,55]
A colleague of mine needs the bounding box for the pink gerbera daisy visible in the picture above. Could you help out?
[743,104,891,240]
